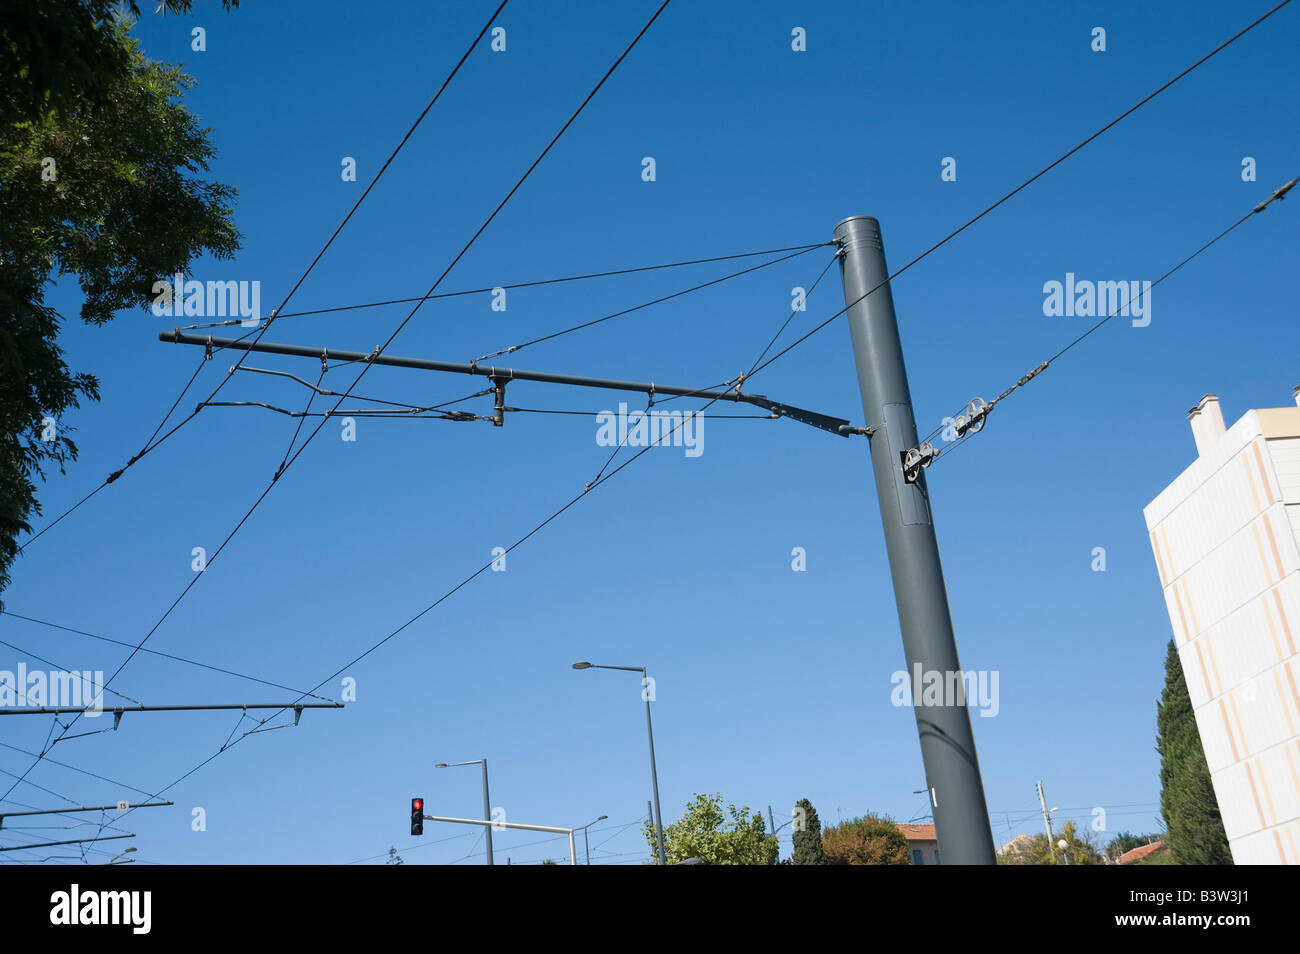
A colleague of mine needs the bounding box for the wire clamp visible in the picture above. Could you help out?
[1019,362,1049,388]
[1255,178,1296,213]
[901,442,937,483]
[952,397,991,439]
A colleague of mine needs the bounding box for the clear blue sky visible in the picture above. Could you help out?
[2,0,1296,864]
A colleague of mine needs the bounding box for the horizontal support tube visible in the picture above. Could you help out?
[0,702,343,715]
[160,332,855,436]
[0,801,172,821]
[161,331,744,403]
[424,815,573,836]
[0,833,134,852]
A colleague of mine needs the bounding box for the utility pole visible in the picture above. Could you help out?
[834,215,996,865]
[648,800,659,864]
[434,758,494,865]
[572,662,668,866]
[1035,779,1068,863]
[1036,780,1055,842]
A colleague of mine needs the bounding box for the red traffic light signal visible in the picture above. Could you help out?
[411,797,424,836]
[412,798,423,812]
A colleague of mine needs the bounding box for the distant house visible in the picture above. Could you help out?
[998,833,1035,857]
[897,823,940,865]
[1117,841,1168,865]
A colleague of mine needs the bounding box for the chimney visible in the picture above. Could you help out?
[1188,394,1225,456]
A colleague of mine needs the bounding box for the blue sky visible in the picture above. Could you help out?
[2,0,1297,864]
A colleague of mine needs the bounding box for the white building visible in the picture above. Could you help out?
[1143,388,1300,864]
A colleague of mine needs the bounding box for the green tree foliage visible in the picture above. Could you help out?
[996,820,1102,865]
[1,6,240,603]
[644,792,778,865]
[3,2,238,126]
[1156,640,1232,864]
[790,797,827,865]
[821,813,910,865]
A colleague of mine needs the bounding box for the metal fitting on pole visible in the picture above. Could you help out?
[491,377,506,427]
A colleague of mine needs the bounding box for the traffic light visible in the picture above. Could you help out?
[411,797,424,836]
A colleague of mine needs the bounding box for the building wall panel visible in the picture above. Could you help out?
[1146,405,1300,863]
[1269,437,1300,503]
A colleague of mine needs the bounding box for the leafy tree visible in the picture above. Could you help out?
[1156,640,1232,864]
[3,2,238,126]
[385,847,404,865]
[789,797,827,865]
[1,8,239,603]
[1138,845,1176,865]
[996,820,1102,865]
[643,792,778,865]
[822,813,910,865]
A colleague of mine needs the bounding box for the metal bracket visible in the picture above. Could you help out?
[741,394,853,438]
[490,377,506,427]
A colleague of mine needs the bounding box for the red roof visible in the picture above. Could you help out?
[896,824,937,842]
[1117,841,1167,865]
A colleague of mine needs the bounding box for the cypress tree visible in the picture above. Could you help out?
[1156,640,1232,864]
[790,798,828,864]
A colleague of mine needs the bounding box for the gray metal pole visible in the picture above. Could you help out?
[481,759,494,866]
[643,672,668,866]
[648,800,658,863]
[584,827,591,865]
[1037,780,1054,842]
[834,215,996,865]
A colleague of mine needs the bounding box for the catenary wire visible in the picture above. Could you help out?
[9,0,674,811]
[172,243,835,330]
[474,243,831,361]
[742,0,1293,382]
[0,611,335,701]
[0,2,514,804]
[924,179,1295,467]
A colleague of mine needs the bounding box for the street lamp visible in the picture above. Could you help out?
[572,661,667,865]
[436,758,494,865]
[573,814,608,865]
